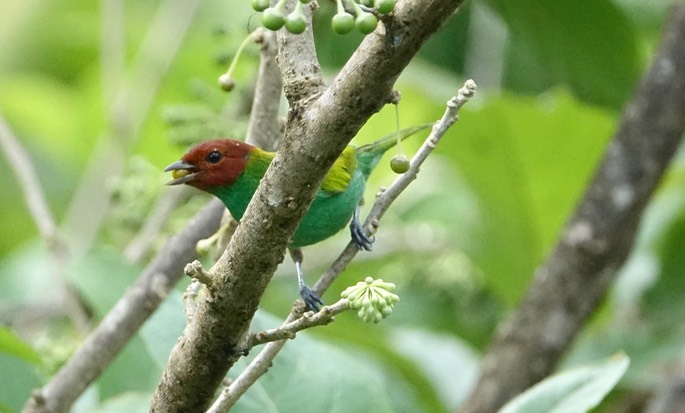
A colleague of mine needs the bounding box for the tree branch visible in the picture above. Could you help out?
[0,114,90,332]
[208,80,477,411]
[315,80,477,294]
[150,0,465,411]
[22,200,224,413]
[249,299,349,347]
[461,4,685,412]
[61,0,202,257]
[124,186,194,262]
[246,28,284,152]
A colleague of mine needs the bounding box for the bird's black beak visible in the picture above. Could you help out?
[164,160,199,185]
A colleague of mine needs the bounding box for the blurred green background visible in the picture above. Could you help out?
[0,0,683,412]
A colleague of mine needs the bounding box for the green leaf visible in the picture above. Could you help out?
[231,311,396,413]
[642,175,685,324]
[0,352,43,413]
[498,353,629,413]
[0,327,41,366]
[486,0,641,108]
[138,296,402,412]
[84,392,150,413]
[68,248,141,318]
[440,90,615,305]
[139,291,186,369]
[390,328,479,410]
[95,335,160,400]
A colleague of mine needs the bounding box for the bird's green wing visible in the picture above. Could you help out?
[321,145,357,194]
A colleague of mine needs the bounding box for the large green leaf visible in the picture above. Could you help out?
[439,90,615,305]
[485,0,641,108]
[642,170,685,324]
[390,328,479,411]
[138,293,402,412]
[231,311,396,413]
[0,327,41,366]
[68,247,141,318]
[84,392,150,413]
[498,353,629,413]
[0,353,43,413]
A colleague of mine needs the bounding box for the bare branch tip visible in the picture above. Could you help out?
[390,90,402,105]
[459,79,477,98]
[251,27,266,44]
[184,260,213,285]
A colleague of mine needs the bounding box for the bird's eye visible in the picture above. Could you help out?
[207,151,222,164]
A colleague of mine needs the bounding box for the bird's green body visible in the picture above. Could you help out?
[165,125,428,249]
[165,124,429,310]
[207,146,368,247]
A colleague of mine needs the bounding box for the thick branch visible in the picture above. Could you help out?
[150,0,465,411]
[461,4,685,413]
[22,200,223,413]
[210,80,476,411]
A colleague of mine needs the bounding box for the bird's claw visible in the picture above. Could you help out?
[299,284,324,312]
[350,219,374,251]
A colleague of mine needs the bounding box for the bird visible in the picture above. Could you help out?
[164,124,429,311]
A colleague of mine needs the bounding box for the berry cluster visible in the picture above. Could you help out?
[341,277,400,323]
[252,0,395,35]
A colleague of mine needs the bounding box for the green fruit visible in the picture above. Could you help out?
[218,74,235,92]
[375,0,395,14]
[285,12,307,34]
[390,154,410,173]
[251,0,270,12]
[360,0,374,7]
[262,7,286,30]
[355,12,378,34]
[332,13,354,34]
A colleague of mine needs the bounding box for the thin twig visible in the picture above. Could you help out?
[0,114,91,332]
[124,186,194,262]
[61,0,203,258]
[249,299,349,347]
[184,260,214,286]
[0,115,57,243]
[212,80,477,411]
[246,29,283,151]
[22,200,224,413]
[207,300,348,413]
[314,79,477,293]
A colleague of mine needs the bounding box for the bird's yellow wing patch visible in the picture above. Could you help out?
[321,146,357,194]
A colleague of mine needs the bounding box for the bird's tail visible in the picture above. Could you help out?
[355,123,433,177]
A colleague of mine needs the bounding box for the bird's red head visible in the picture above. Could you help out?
[164,139,254,191]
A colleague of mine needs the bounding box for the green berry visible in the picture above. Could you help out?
[390,154,410,173]
[262,7,286,30]
[218,74,235,92]
[375,0,395,14]
[251,0,270,12]
[360,0,374,7]
[355,12,378,34]
[285,12,307,34]
[332,12,354,34]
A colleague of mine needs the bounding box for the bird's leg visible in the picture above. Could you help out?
[350,204,374,251]
[289,248,323,312]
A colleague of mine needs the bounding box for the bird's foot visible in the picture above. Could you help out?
[299,284,323,312]
[350,219,374,251]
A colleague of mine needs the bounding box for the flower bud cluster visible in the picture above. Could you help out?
[341,277,399,323]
